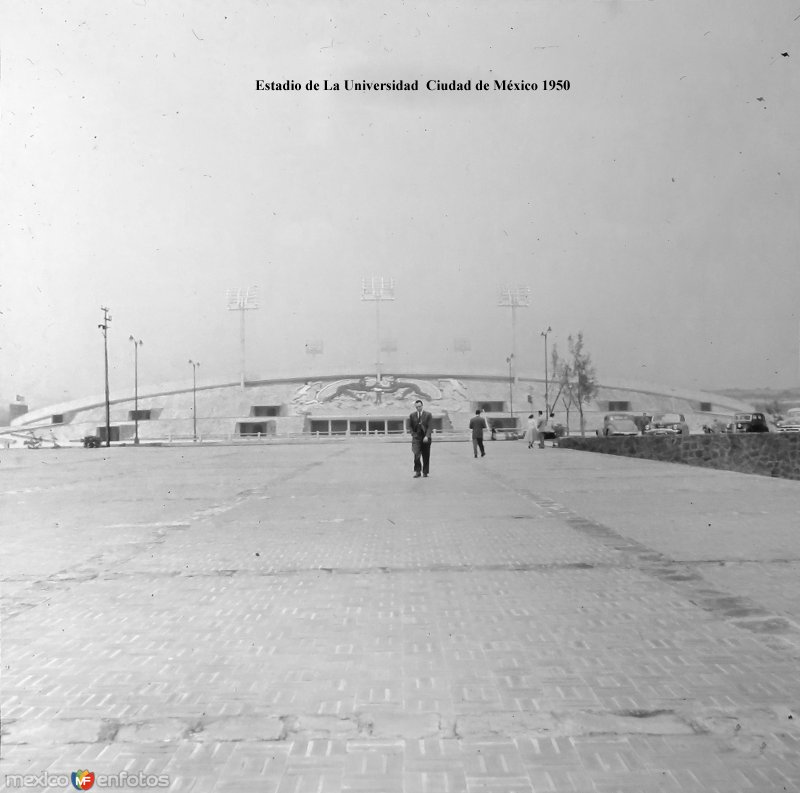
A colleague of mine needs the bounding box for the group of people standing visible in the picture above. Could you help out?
[525,410,555,449]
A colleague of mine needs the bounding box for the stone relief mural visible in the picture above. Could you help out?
[291,376,468,413]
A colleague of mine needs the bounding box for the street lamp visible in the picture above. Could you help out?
[506,354,514,420]
[129,335,143,445]
[498,286,531,384]
[188,359,200,442]
[540,326,552,414]
[361,276,395,382]
[98,307,112,447]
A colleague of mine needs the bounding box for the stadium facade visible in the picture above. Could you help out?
[4,372,754,445]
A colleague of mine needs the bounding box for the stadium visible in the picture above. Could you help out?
[2,370,753,447]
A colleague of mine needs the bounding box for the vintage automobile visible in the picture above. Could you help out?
[729,412,769,433]
[645,412,690,436]
[775,417,800,433]
[597,414,640,437]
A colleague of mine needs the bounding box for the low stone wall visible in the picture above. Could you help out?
[557,433,800,480]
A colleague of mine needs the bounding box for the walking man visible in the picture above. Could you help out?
[409,399,433,478]
[469,409,487,458]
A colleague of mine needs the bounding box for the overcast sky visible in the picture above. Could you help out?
[2,0,799,407]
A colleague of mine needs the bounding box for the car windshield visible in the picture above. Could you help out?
[735,414,753,421]
[653,414,683,423]
[613,420,638,431]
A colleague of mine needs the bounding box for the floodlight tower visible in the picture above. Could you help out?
[361,276,395,382]
[98,306,112,447]
[498,285,531,383]
[226,286,259,389]
[305,340,323,377]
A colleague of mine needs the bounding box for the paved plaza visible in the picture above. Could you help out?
[2,439,800,792]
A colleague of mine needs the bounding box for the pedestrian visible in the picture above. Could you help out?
[545,412,557,444]
[525,414,536,448]
[535,410,547,449]
[469,409,487,458]
[409,399,433,478]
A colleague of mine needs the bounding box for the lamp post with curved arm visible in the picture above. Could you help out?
[189,360,200,442]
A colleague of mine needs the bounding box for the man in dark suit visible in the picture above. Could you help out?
[469,409,487,458]
[409,399,433,478]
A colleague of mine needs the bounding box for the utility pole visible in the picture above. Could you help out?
[541,326,552,414]
[361,276,395,382]
[189,360,200,442]
[498,286,531,384]
[98,306,112,447]
[506,354,514,420]
[129,335,143,445]
[226,286,259,389]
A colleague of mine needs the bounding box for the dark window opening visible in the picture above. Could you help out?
[251,405,281,417]
[51,414,64,424]
[386,420,404,434]
[350,420,367,435]
[237,420,276,437]
[474,401,505,413]
[128,409,151,421]
[700,402,712,412]
[330,420,348,435]
[489,417,519,430]
[97,426,120,443]
[608,401,630,412]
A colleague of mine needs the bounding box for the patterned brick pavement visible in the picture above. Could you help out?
[2,441,800,791]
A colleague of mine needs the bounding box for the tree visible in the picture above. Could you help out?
[568,332,599,437]
[549,344,576,434]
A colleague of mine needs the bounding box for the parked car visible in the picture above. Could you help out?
[597,414,640,437]
[775,417,800,433]
[645,412,690,436]
[729,412,769,433]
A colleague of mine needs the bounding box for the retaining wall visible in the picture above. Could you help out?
[557,433,800,480]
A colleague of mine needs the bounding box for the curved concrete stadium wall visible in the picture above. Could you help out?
[558,434,800,481]
[7,372,754,444]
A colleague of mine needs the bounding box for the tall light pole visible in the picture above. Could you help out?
[540,326,552,414]
[188,359,200,442]
[498,286,531,383]
[305,340,323,377]
[98,306,112,447]
[506,354,514,420]
[226,286,259,390]
[361,276,395,382]
[129,335,143,445]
